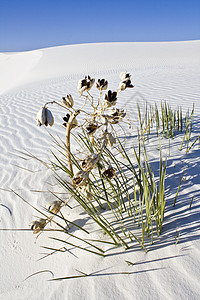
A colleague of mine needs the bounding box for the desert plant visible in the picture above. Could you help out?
[26,72,171,253]
[5,74,197,258]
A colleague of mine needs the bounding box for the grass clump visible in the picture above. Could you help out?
[137,101,194,144]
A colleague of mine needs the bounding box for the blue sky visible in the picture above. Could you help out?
[0,0,199,51]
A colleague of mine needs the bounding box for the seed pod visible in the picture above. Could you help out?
[30,218,47,234]
[96,79,108,91]
[61,94,74,108]
[102,166,116,179]
[118,80,134,91]
[103,108,126,124]
[73,170,88,186]
[36,107,47,126]
[103,90,117,108]
[81,153,99,171]
[63,114,78,129]
[86,122,99,135]
[46,200,62,214]
[78,75,95,95]
[120,71,131,82]
[36,107,54,127]
[46,108,54,126]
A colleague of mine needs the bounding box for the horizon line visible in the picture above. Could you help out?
[1,39,200,53]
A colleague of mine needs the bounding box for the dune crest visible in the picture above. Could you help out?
[0,50,42,94]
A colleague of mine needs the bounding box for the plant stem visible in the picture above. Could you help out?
[65,110,80,177]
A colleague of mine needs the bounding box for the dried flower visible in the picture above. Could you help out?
[102,166,116,179]
[104,108,126,124]
[61,94,74,108]
[118,72,134,91]
[81,153,99,171]
[77,75,95,95]
[96,79,108,91]
[86,122,99,135]
[36,107,54,127]
[120,71,131,82]
[103,90,118,108]
[30,218,47,234]
[46,200,62,214]
[73,170,89,186]
[63,114,78,129]
[118,80,134,91]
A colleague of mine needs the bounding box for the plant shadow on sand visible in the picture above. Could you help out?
[69,135,200,258]
[45,119,200,261]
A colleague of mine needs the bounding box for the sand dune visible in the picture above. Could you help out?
[0,41,200,299]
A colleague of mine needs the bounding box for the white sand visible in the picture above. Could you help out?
[0,41,200,299]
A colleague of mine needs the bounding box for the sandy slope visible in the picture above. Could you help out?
[0,41,200,300]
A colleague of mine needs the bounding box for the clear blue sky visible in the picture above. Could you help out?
[0,0,199,51]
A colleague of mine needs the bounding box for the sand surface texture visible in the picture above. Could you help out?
[0,41,200,300]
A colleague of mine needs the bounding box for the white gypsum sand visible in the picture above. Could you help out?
[0,41,200,300]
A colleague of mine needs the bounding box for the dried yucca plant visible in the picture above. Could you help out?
[31,72,169,253]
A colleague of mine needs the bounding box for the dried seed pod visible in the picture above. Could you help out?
[103,108,126,124]
[81,153,99,171]
[86,122,99,135]
[61,94,74,108]
[103,90,117,108]
[62,114,78,129]
[73,170,89,186]
[63,113,70,123]
[102,166,116,179]
[120,71,131,82]
[30,218,47,234]
[96,79,108,91]
[119,72,134,91]
[36,107,54,127]
[77,75,95,95]
[47,200,62,214]
[118,79,134,91]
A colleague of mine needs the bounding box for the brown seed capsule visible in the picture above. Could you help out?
[78,75,95,95]
[103,108,126,124]
[47,200,62,214]
[118,79,134,91]
[30,218,47,234]
[86,123,99,135]
[120,71,131,82]
[62,114,78,129]
[81,154,99,171]
[102,166,116,179]
[61,94,74,108]
[96,79,108,91]
[103,90,118,108]
[119,72,134,91]
[73,170,88,186]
